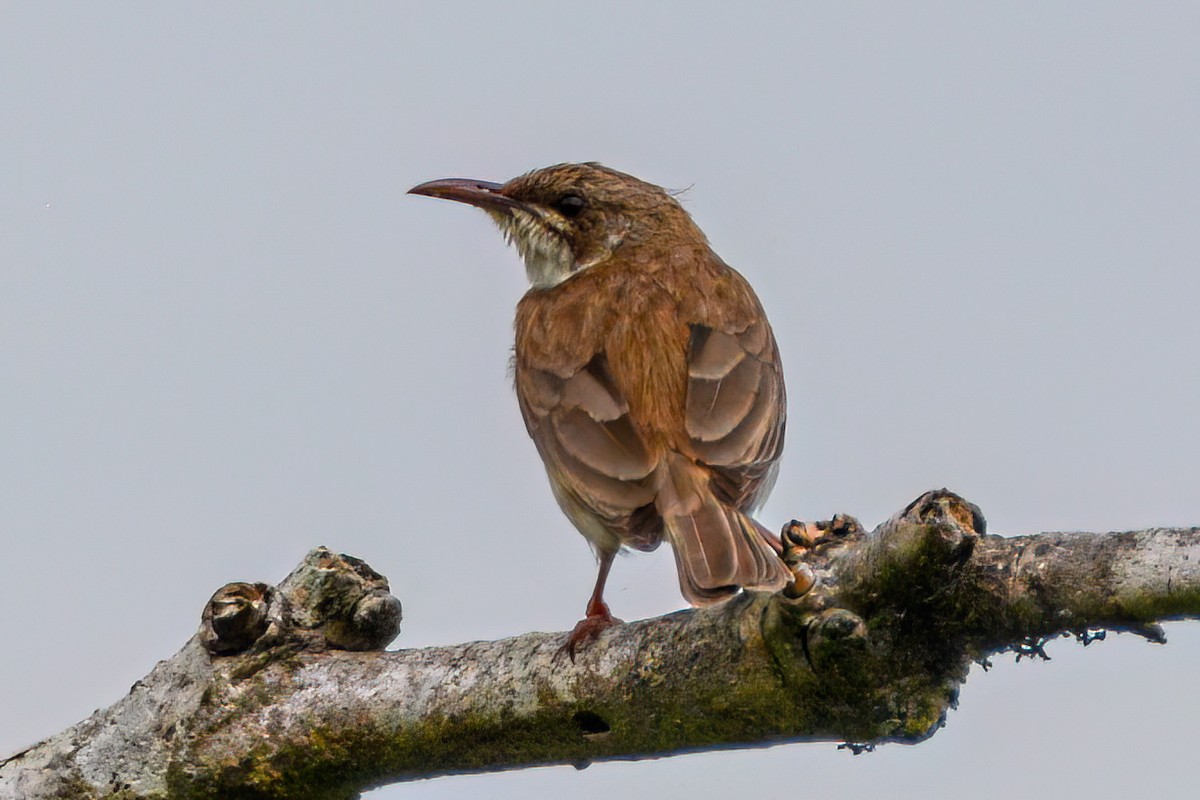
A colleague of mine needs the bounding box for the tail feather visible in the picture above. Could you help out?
[663,493,791,606]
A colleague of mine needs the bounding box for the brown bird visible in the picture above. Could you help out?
[409,163,791,653]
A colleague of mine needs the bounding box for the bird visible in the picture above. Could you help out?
[409,163,791,654]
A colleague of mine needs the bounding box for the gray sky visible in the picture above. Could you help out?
[3,4,1198,798]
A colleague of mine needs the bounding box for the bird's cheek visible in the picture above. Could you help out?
[604,218,632,252]
[576,223,631,272]
[570,238,610,272]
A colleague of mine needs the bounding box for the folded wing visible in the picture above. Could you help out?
[516,353,662,553]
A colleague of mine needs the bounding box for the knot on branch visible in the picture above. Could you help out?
[760,489,988,745]
[806,607,868,661]
[902,488,987,538]
[835,489,985,619]
[200,547,402,656]
[200,582,286,655]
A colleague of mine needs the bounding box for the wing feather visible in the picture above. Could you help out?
[685,316,786,512]
[516,352,662,551]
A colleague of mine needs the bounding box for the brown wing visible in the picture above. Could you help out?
[516,352,662,552]
[684,314,786,512]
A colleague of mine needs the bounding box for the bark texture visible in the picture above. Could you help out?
[3,490,1198,799]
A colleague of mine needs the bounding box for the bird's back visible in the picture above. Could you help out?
[513,245,787,545]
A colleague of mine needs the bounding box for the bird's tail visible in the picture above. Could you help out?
[659,459,791,606]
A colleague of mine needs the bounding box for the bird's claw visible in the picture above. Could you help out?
[558,614,623,662]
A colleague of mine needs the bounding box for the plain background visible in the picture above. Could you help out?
[3,4,1198,798]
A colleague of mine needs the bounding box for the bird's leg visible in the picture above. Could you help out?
[560,549,623,661]
[583,547,617,619]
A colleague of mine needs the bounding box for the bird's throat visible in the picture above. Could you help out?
[488,208,578,289]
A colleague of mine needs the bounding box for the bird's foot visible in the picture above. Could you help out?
[781,519,822,550]
[779,515,864,599]
[780,520,824,599]
[558,612,623,662]
[783,514,863,551]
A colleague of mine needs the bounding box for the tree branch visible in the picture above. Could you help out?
[3,490,1197,799]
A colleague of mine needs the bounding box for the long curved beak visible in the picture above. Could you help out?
[407,178,526,213]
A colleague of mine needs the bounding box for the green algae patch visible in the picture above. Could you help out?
[1119,583,1200,625]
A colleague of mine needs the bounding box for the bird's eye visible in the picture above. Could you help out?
[554,194,586,218]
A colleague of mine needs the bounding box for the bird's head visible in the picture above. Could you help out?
[409,163,702,289]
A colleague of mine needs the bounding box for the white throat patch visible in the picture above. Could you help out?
[489,209,577,289]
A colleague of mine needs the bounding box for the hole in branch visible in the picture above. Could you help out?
[572,710,611,735]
